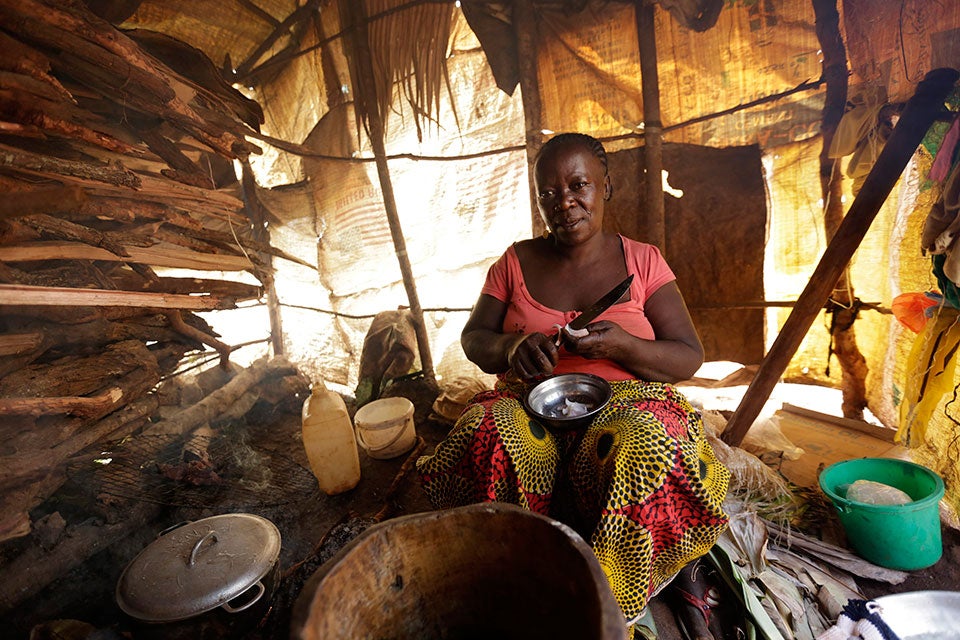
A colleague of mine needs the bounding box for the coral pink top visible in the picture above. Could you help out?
[481,235,676,381]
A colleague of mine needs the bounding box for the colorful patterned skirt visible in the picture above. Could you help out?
[415,379,730,622]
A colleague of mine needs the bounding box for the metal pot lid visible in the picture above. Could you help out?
[116,513,281,622]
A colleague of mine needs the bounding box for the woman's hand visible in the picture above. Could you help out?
[506,332,559,380]
[560,320,626,361]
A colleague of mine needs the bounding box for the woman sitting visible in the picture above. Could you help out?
[416,132,730,628]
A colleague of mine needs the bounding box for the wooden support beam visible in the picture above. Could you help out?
[0,283,235,310]
[721,68,960,447]
[814,0,867,420]
[339,0,435,385]
[241,159,284,355]
[636,0,665,254]
[513,0,545,236]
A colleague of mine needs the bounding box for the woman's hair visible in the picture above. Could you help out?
[537,132,608,175]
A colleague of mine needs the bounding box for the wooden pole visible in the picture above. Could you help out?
[721,67,959,447]
[813,0,867,419]
[636,0,666,254]
[241,159,285,356]
[513,0,546,236]
[340,0,435,385]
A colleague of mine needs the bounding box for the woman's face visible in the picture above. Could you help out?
[534,142,610,245]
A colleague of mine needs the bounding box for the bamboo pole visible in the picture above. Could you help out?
[513,0,546,236]
[636,0,666,254]
[340,0,435,385]
[721,67,959,447]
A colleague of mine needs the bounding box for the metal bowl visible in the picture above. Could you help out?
[874,590,960,639]
[525,373,612,431]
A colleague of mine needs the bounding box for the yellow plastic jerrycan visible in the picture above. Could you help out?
[301,381,361,495]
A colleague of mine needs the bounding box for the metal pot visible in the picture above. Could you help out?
[116,513,281,624]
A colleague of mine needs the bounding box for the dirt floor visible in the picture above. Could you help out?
[4,375,960,640]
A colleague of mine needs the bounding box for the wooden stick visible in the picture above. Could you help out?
[0,283,234,310]
[721,68,960,447]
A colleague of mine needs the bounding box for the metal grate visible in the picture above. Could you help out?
[69,433,319,509]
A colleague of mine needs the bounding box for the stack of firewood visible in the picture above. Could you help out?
[0,0,295,542]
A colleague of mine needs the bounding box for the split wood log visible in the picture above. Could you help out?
[0,0,258,159]
[0,241,254,271]
[0,185,86,221]
[0,83,139,155]
[0,317,190,376]
[0,471,66,547]
[0,69,71,104]
[0,142,141,188]
[22,213,133,256]
[0,387,123,418]
[721,67,960,447]
[142,354,299,438]
[0,499,164,615]
[0,332,43,356]
[136,125,216,190]
[0,31,68,99]
[0,283,234,310]
[125,28,264,131]
[0,368,162,489]
[75,197,207,229]
[0,338,157,399]
[102,273,262,300]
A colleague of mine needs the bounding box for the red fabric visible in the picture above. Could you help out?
[480,235,676,380]
[892,292,938,333]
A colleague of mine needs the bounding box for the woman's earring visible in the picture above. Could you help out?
[542,228,551,239]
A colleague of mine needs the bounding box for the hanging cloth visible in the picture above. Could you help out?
[897,305,960,446]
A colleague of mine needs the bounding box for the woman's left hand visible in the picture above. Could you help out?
[560,320,628,361]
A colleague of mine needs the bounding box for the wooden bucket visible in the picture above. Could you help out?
[290,503,627,640]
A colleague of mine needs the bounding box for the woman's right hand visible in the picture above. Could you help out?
[506,332,559,380]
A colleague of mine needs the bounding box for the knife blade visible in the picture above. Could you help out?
[567,274,634,331]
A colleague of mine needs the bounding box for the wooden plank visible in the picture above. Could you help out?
[775,410,905,488]
[780,403,896,443]
[0,284,234,310]
[0,241,253,271]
